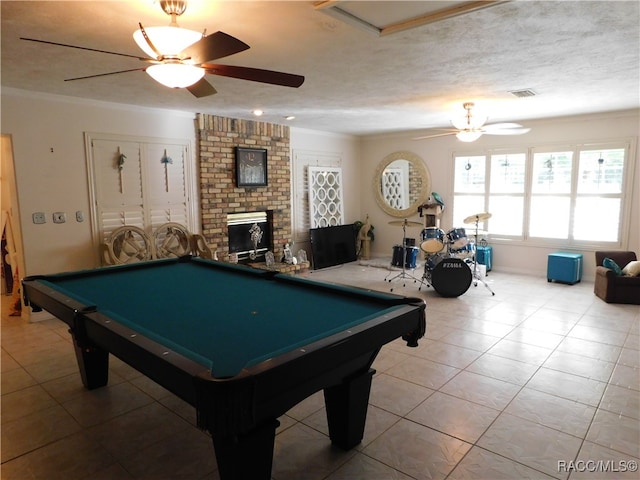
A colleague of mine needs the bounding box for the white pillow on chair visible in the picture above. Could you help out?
[622,260,640,276]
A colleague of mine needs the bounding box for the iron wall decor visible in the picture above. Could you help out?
[235,147,268,187]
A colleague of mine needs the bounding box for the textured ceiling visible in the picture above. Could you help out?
[1,0,639,136]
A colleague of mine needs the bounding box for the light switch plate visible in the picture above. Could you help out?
[52,212,66,224]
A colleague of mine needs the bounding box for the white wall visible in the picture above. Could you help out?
[1,89,197,276]
[3,87,637,284]
[1,90,363,278]
[290,127,361,220]
[359,110,640,280]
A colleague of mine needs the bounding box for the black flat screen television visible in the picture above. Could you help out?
[309,224,357,269]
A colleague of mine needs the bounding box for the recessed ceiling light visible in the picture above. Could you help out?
[252,109,264,116]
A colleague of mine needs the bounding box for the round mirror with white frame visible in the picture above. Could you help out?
[373,151,431,217]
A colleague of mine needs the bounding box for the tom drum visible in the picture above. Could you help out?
[446,228,468,250]
[392,245,419,269]
[420,227,445,253]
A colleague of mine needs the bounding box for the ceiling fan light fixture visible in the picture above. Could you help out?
[451,115,486,130]
[133,25,202,59]
[456,130,483,142]
[146,63,204,88]
[159,0,188,17]
[451,102,486,130]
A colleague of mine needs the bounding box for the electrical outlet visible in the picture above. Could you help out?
[52,212,66,224]
[32,212,46,224]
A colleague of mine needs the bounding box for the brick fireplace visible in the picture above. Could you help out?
[196,114,292,261]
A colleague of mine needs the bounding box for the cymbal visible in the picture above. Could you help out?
[388,219,422,227]
[463,212,492,224]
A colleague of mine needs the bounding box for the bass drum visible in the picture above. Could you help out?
[431,257,472,297]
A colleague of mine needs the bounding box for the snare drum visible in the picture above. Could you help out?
[447,228,468,249]
[420,227,445,253]
[430,257,472,297]
[449,242,475,259]
[391,245,419,269]
[425,253,445,270]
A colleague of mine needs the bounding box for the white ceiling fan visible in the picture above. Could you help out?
[413,102,530,142]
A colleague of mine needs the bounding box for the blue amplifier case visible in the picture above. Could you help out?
[476,245,493,271]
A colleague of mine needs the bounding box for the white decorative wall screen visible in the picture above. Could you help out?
[291,150,342,243]
[308,166,344,228]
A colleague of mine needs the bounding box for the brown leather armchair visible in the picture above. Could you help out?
[594,251,640,304]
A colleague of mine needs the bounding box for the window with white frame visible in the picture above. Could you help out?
[573,148,625,242]
[452,155,486,228]
[452,142,632,247]
[489,153,526,237]
[530,149,574,239]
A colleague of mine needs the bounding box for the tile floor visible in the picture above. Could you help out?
[2,260,639,479]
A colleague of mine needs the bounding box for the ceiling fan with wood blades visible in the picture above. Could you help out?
[413,102,530,142]
[20,0,304,98]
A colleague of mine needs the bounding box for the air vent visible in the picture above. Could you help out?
[509,89,537,98]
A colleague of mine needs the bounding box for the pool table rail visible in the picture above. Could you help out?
[22,259,427,480]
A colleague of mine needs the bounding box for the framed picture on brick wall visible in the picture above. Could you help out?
[235,147,268,187]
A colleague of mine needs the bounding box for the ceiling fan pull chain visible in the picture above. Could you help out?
[463,102,474,128]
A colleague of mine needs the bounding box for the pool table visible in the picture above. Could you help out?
[23,256,426,480]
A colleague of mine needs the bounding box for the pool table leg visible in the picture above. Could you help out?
[70,331,109,390]
[324,367,375,450]
[211,418,280,480]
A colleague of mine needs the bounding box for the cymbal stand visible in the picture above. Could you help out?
[469,219,495,296]
[385,222,421,291]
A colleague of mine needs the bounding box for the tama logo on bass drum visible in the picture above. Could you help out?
[443,261,464,268]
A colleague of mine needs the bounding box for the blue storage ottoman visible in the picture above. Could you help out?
[547,252,583,284]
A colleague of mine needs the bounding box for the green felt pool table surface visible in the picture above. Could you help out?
[23,256,426,479]
[32,257,417,378]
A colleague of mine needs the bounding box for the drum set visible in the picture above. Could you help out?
[386,212,495,297]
